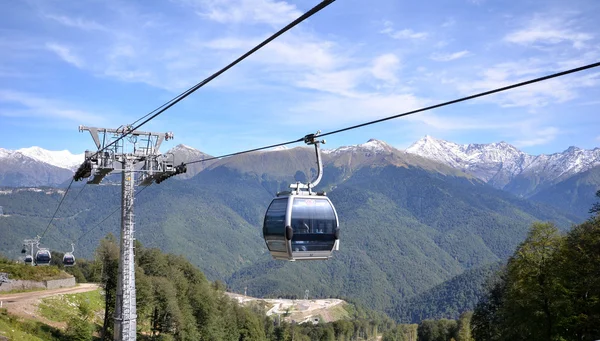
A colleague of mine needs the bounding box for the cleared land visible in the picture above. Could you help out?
[226,292,347,324]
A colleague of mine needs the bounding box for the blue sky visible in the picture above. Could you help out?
[1,0,599,156]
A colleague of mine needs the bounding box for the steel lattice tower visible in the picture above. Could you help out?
[74,126,185,341]
[114,156,137,340]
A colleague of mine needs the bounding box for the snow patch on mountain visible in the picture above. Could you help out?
[271,146,288,151]
[0,148,11,158]
[324,139,395,154]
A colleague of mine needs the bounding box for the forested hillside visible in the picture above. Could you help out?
[389,262,502,323]
[1,238,396,341]
[530,166,600,220]
[0,147,584,321]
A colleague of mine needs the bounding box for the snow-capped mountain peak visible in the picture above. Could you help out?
[0,146,84,170]
[170,144,198,152]
[0,148,11,158]
[359,139,393,152]
[406,135,600,196]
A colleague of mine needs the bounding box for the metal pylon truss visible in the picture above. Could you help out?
[73,125,186,341]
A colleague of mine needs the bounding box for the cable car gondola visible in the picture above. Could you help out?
[263,132,340,261]
[63,244,76,266]
[63,253,75,266]
[24,255,33,264]
[35,248,51,266]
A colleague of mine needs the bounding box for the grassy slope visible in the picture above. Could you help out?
[0,261,71,281]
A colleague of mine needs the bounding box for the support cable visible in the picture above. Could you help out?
[318,62,600,138]
[80,0,336,164]
[39,178,75,241]
[65,61,600,248]
[69,183,88,207]
[75,185,149,243]
[183,61,600,166]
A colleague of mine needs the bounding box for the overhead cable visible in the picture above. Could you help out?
[76,185,150,243]
[319,61,600,138]
[39,178,75,241]
[80,0,336,165]
[48,0,335,245]
[183,61,600,166]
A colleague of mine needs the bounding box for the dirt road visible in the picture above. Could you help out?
[0,283,99,304]
[0,283,99,328]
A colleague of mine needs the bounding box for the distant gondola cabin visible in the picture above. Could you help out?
[63,253,75,267]
[35,249,51,266]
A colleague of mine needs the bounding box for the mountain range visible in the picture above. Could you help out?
[1,137,598,322]
[3,136,598,218]
[3,137,599,191]
[406,136,600,198]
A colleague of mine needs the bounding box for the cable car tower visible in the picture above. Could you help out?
[74,125,185,341]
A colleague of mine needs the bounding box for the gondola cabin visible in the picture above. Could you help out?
[35,249,51,266]
[263,193,339,261]
[63,253,76,267]
[24,255,33,264]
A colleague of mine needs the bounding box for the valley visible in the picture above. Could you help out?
[1,137,597,324]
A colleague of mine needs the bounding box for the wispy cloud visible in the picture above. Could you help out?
[45,43,84,68]
[295,69,363,97]
[185,0,301,25]
[380,21,428,40]
[514,126,559,147]
[44,14,109,32]
[504,14,593,49]
[0,90,104,123]
[289,92,426,127]
[447,60,600,108]
[371,54,400,84]
[430,50,470,62]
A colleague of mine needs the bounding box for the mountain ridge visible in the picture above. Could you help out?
[405,135,600,197]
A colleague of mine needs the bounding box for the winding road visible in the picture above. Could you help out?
[0,283,99,322]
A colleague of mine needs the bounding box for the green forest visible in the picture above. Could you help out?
[1,234,401,341]
[1,157,599,340]
[380,197,600,341]
[3,204,599,340]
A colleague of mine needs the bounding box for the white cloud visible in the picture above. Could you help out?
[288,92,426,127]
[380,21,428,40]
[188,0,301,25]
[430,50,470,62]
[371,54,400,84]
[0,90,104,123]
[292,53,402,97]
[259,37,339,70]
[296,69,363,97]
[402,111,517,131]
[448,60,600,108]
[45,43,84,68]
[514,126,559,147]
[44,14,109,31]
[504,14,593,49]
[204,37,260,50]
